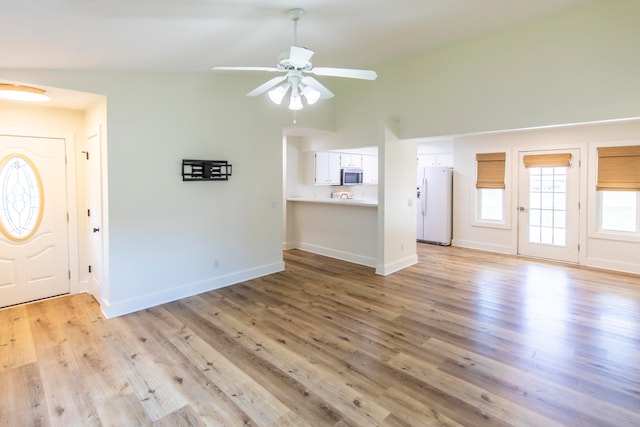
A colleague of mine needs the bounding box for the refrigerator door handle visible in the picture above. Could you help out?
[422,178,428,216]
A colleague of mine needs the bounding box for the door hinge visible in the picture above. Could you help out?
[88,265,92,273]
[578,244,580,252]
[67,213,69,222]
[68,270,71,280]
[88,209,91,217]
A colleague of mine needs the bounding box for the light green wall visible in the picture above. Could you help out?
[334,0,640,139]
[0,70,335,315]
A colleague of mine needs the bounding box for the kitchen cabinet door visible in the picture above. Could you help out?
[418,153,453,167]
[315,152,341,185]
[340,154,363,168]
[362,154,378,184]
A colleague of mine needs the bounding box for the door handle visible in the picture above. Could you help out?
[93,227,100,233]
[518,207,528,212]
[422,178,428,215]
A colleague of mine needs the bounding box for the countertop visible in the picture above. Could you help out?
[287,197,378,207]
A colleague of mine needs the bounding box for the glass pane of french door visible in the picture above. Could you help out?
[528,166,567,246]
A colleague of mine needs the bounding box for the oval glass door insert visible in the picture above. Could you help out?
[0,154,44,241]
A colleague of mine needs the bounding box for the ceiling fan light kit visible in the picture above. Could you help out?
[0,84,50,102]
[268,83,290,104]
[211,8,377,113]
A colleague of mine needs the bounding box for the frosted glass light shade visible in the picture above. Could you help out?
[267,83,290,105]
[301,85,321,105]
[0,84,50,102]
[288,95,303,111]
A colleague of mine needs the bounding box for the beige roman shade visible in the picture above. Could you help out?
[597,145,640,191]
[476,152,506,189]
[523,153,572,168]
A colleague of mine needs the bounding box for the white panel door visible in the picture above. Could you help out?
[517,149,580,263]
[0,135,69,308]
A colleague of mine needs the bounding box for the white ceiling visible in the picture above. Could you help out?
[2,0,592,72]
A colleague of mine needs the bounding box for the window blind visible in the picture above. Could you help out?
[523,153,571,168]
[597,145,640,191]
[476,152,506,189]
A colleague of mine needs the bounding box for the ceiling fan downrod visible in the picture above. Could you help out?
[288,8,304,47]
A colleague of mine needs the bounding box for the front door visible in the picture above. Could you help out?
[0,135,70,308]
[517,148,580,263]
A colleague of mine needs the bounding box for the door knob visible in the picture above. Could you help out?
[518,206,528,212]
[93,227,100,233]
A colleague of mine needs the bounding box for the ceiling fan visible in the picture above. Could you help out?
[211,8,377,111]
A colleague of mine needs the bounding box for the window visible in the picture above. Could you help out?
[0,154,44,241]
[478,189,503,221]
[600,192,638,233]
[527,166,567,246]
[596,145,640,235]
[476,153,506,223]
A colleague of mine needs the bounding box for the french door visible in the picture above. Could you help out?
[517,149,580,263]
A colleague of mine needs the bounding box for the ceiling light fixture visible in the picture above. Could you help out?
[0,84,50,102]
[212,7,376,117]
[266,73,322,110]
[267,83,290,105]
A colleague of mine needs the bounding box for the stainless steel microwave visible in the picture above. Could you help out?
[341,168,363,185]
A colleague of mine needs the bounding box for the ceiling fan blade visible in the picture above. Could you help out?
[246,75,287,97]
[310,67,377,80]
[301,76,334,99]
[289,46,314,67]
[211,66,280,72]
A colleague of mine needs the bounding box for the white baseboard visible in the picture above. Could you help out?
[452,239,512,254]
[283,240,297,250]
[296,242,377,268]
[584,257,640,275]
[376,254,418,276]
[98,261,285,319]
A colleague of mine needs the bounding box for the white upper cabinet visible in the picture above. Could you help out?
[340,154,363,168]
[362,154,378,184]
[417,153,454,168]
[312,151,342,185]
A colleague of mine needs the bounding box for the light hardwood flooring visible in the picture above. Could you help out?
[1,244,640,426]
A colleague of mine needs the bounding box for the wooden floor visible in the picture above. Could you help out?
[2,245,640,426]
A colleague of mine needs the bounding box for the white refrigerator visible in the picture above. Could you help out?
[416,167,453,245]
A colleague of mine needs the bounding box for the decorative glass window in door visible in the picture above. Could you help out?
[0,154,44,241]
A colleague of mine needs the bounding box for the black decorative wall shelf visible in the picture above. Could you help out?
[182,159,232,181]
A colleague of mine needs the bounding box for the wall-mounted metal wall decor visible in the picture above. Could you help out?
[182,159,232,181]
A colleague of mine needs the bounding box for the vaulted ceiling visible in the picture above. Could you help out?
[2,0,592,72]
